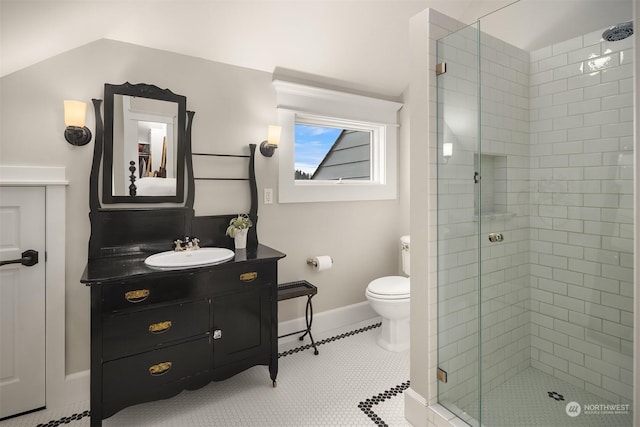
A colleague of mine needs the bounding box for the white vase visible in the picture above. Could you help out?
[234,228,248,249]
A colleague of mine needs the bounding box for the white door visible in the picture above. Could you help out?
[0,187,46,419]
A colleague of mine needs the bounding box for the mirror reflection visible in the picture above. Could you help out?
[112,95,178,197]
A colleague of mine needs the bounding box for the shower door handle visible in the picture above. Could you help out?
[488,233,503,243]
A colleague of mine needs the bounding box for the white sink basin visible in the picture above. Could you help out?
[144,247,235,269]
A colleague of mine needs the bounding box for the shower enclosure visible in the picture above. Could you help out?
[436,1,634,425]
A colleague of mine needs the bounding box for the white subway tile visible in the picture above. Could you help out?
[583,109,619,125]
[568,153,601,167]
[601,292,634,312]
[530,46,553,62]
[601,92,633,109]
[552,88,583,105]
[552,36,583,55]
[553,115,584,130]
[582,29,604,47]
[568,45,602,64]
[584,138,618,153]
[554,63,584,80]
[568,258,601,276]
[539,327,569,348]
[584,221,619,237]
[567,125,600,141]
[569,362,601,386]
[539,79,568,96]
[554,295,585,314]
[583,274,619,294]
[601,377,633,400]
[601,263,633,282]
[538,104,567,120]
[554,344,584,366]
[584,81,618,99]
[567,98,600,115]
[568,336,601,358]
[584,302,620,323]
[601,348,633,369]
[601,63,633,82]
[567,72,601,90]
[601,122,633,137]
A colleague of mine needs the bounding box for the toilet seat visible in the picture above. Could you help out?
[366,276,410,300]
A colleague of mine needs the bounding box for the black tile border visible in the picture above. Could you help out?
[35,321,387,426]
[358,380,411,426]
[278,321,382,358]
[547,391,565,401]
[36,410,90,427]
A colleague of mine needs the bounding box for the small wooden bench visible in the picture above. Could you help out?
[277,280,319,355]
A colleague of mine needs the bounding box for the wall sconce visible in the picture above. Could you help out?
[259,125,281,157]
[64,100,92,146]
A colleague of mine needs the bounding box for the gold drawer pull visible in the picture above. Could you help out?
[148,321,172,334]
[125,289,150,303]
[149,361,172,376]
[240,272,258,282]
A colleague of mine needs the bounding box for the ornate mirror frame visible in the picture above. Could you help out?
[102,82,187,204]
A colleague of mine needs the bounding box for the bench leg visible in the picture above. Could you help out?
[299,295,318,355]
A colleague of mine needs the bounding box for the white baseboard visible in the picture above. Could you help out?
[405,387,430,426]
[46,369,90,409]
[277,301,378,345]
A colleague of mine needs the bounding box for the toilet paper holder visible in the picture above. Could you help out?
[306,256,334,267]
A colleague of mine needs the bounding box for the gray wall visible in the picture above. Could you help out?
[0,39,408,374]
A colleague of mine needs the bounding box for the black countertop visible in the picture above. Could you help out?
[81,244,286,285]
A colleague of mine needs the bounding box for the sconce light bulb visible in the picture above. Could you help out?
[260,125,281,157]
[64,100,87,127]
[267,125,281,146]
[443,142,453,157]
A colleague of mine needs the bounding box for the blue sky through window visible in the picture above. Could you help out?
[294,124,342,177]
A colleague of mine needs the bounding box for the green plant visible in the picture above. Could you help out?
[226,214,253,238]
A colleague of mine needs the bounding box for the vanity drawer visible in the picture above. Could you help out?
[101,275,205,313]
[103,337,211,415]
[215,263,276,290]
[103,299,210,360]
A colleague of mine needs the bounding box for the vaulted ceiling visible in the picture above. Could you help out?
[0,0,632,97]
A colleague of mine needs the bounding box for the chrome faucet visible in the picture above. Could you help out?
[174,237,200,252]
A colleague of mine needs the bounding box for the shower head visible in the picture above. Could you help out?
[602,21,633,42]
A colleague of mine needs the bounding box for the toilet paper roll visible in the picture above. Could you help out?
[311,255,333,271]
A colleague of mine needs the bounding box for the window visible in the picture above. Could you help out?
[274,80,402,203]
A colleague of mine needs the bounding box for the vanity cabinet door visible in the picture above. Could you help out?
[102,336,211,418]
[212,285,272,368]
[102,299,210,360]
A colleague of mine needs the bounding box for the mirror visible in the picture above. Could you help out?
[103,82,187,203]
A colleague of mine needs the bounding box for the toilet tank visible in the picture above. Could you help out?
[401,235,410,276]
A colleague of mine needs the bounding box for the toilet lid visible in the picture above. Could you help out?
[367,276,410,297]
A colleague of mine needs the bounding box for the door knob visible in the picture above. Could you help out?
[0,249,39,267]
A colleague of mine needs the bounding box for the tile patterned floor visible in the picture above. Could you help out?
[457,367,633,427]
[1,319,411,427]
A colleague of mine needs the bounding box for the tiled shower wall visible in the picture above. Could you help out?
[528,29,634,404]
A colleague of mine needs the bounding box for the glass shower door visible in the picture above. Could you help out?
[436,22,482,426]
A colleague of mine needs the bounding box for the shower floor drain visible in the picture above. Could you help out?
[547,391,565,401]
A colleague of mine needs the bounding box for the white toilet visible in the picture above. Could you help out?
[365,235,410,352]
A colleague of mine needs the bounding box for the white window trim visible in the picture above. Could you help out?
[274,80,402,203]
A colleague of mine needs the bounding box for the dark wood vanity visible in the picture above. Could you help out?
[82,83,284,426]
[81,244,284,424]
